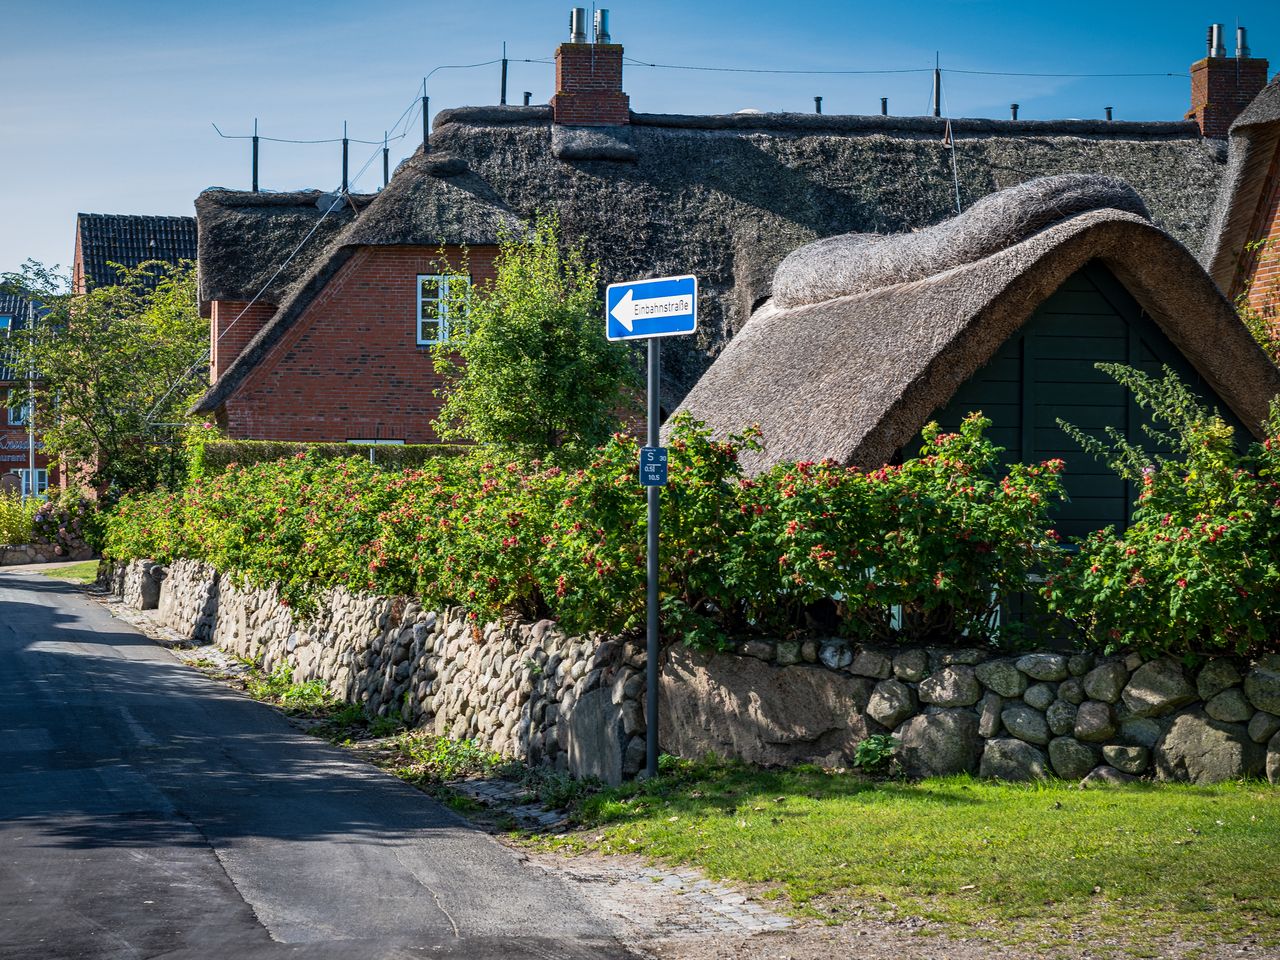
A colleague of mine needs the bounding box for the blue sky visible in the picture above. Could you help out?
[3,0,1279,275]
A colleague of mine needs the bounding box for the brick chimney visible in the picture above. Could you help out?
[1186,24,1270,138]
[551,8,629,126]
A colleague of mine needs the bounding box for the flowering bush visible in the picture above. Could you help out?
[104,415,1066,645]
[32,490,101,555]
[1043,365,1280,657]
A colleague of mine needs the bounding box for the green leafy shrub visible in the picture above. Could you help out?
[1043,364,1280,657]
[32,489,101,553]
[852,734,899,775]
[187,437,469,479]
[103,415,1065,645]
[0,491,38,546]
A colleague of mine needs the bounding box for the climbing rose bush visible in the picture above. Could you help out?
[103,414,1066,646]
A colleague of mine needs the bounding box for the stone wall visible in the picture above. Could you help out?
[111,559,1280,787]
[0,542,94,566]
[119,559,648,785]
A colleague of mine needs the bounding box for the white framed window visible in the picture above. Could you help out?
[7,389,30,427]
[14,468,48,497]
[0,316,11,337]
[346,439,405,445]
[416,274,470,345]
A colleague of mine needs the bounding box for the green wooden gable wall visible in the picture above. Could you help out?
[910,261,1249,539]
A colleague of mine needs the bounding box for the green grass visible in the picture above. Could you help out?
[37,560,100,584]
[548,757,1280,949]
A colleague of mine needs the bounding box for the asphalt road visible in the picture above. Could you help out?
[0,571,635,960]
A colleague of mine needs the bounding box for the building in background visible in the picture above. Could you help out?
[72,213,197,293]
[0,291,49,496]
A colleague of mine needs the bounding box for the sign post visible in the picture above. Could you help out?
[606,275,698,778]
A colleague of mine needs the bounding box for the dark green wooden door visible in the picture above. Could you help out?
[910,261,1247,539]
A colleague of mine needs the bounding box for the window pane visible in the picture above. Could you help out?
[419,318,442,343]
[420,278,440,300]
[421,299,439,320]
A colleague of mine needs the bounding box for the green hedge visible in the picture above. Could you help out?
[190,440,470,477]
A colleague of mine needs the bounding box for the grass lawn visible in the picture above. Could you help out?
[36,560,100,584]
[549,758,1280,950]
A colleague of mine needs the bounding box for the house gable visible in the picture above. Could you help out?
[218,245,496,442]
[912,262,1248,538]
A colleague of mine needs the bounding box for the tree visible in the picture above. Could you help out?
[431,216,637,455]
[1,259,207,491]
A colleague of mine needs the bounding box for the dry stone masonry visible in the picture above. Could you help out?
[113,559,1280,786]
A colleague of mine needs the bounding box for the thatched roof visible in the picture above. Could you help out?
[194,189,375,308]
[191,152,522,414]
[196,105,1228,412]
[1201,75,1280,292]
[674,175,1280,473]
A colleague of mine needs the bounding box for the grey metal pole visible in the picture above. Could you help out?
[26,300,35,499]
[646,336,661,779]
[252,119,259,193]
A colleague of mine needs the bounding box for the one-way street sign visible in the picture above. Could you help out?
[605,275,697,341]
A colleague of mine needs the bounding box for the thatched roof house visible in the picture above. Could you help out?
[675,175,1280,535]
[189,22,1279,457]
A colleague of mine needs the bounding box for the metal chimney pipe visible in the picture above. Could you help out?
[1105,105,1113,121]
[1210,23,1226,58]
[932,67,941,117]
[523,91,532,106]
[1010,103,1019,120]
[1237,26,1251,58]
[594,9,610,43]
[881,97,888,115]
[251,118,259,193]
[569,8,587,43]
[814,96,822,114]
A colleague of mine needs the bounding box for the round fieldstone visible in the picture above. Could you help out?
[1082,765,1138,786]
[819,640,853,671]
[975,659,1028,698]
[851,648,894,680]
[1024,682,1057,712]
[1074,700,1118,743]
[1058,678,1085,705]
[800,640,819,663]
[1067,653,1095,678]
[978,692,1003,738]
[867,678,918,729]
[1205,687,1253,724]
[1082,661,1129,704]
[775,641,801,666]
[1269,731,1280,786]
[1197,659,1243,701]
[1015,653,1069,682]
[919,665,982,707]
[895,708,982,778]
[1248,711,1280,745]
[1120,717,1164,748]
[893,648,928,682]
[740,640,774,661]
[1244,666,1280,715]
[1001,703,1051,746]
[1102,744,1150,775]
[1122,659,1196,718]
[980,738,1049,781]
[1154,710,1265,784]
[1046,699,1078,737]
[935,648,987,666]
[1048,737,1098,780]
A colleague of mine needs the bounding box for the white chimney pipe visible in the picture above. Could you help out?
[1237,26,1251,58]
[569,8,587,43]
[1210,23,1226,58]
[594,9,611,43]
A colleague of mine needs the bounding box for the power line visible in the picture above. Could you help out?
[624,56,1188,80]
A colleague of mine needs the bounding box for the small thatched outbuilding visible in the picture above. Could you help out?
[675,175,1280,537]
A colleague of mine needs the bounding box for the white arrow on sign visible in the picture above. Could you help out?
[609,289,694,333]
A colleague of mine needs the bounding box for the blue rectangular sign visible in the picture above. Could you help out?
[639,446,668,487]
[606,275,698,342]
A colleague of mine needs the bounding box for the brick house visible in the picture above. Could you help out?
[192,19,1279,446]
[0,291,50,495]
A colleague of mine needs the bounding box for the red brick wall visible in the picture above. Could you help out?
[1185,56,1271,138]
[552,43,629,125]
[1240,140,1280,324]
[210,300,277,383]
[221,245,498,442]
[0,382,52,481]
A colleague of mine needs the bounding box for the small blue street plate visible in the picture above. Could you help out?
[639,446,668,487]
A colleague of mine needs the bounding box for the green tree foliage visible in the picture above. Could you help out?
[431,216,636,455]
[2,260,206,491]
